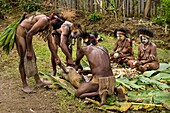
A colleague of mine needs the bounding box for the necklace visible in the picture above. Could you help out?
[142,42,150,51]
[120,38,127,50]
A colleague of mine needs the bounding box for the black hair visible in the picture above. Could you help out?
[113,28,131,38]
[137,27,154,37]
[72,23,82,30]
[51,12,66,30]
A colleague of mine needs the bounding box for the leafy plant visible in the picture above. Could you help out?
[22,3,42,12]
[88,13,102,22]
[153,0,170,26]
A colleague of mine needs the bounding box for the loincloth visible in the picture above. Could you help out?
[98,76,115,96]
[91,76,116,95]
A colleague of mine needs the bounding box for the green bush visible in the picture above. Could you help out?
[22,3,42,13]
[152,16,165,26]
[88,13,102,22]
[154,0,170,26]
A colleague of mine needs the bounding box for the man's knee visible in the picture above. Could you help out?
[74,90,80,98]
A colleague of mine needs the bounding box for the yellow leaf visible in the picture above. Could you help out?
[120,102,132,112]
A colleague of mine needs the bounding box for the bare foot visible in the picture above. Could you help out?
[117,86,125,102]
[100,91,107,105]
[50,71,56,76]
[22,86,36,93]
[36,81,47,88]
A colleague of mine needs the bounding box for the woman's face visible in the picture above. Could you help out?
[117,32,125,41]
[139,34,150,44]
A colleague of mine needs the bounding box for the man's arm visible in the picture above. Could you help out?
[76,37,82,58]
[75,47,86,67]
[60,26,73,63]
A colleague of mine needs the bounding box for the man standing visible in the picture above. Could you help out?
[15,12,65,93]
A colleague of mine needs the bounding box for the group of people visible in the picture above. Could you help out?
[110,27,159,72]
[14,11,159,105]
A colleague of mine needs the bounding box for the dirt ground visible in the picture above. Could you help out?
[0,11,170,113]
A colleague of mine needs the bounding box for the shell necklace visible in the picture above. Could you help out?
[142,41,151,51]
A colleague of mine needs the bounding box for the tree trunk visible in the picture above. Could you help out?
[144,0,152,18]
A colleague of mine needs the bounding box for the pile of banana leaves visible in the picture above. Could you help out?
[0,14,26,54]
[43,62,170,112]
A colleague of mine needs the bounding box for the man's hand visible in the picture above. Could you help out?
[75,64,83,71]
[135,61,143,67]
[67,58,75,67]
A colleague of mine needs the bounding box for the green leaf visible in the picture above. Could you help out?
[151,73,170,80]
[142,70,157,77]
[161,69,170,74]
[157,63,170,71]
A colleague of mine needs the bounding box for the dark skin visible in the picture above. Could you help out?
[15,14,63,93]
[128,35,159,72]
[110,32,134,65]
[51,22,82,76]
[74,45,114,99]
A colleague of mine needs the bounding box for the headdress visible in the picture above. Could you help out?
[137,27,154,38]
[114,28,131,38]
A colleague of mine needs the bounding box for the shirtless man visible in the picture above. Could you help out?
[15,12,65,93]
[74,45,124,105]
[128,28,159,72]
[51,22,83,76]
[110,28,134,67]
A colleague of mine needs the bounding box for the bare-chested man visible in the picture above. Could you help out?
[128,28,159,72]
[15,12,65,93]
[51,21,83,76]
[74,45,125,105]
[110,28,134,67]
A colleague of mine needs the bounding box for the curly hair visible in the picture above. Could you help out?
[113,28,131,38]
[137,27,154,37]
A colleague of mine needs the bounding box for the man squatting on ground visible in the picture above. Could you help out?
[128,27,159,72]
[110,28,134,67]
[15,12,66,93]
[74,45,125,105]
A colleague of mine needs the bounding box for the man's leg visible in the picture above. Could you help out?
[75,82,99,98]
[16,32,36,93]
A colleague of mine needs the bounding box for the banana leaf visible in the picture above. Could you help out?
[43,74,76,95]
[117,77,145,90]
[151,73,170,81]
[138,76,169,90]
[160,69,170,73]
[157,63,170,71]
[142,70,158,77]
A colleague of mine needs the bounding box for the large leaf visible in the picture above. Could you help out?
[151,73,170,80]
[154,91,170,104]
[138,76,169,89]
[119,102,132,112]
[157,63,170,71]
[117,77,145,89]
[142,70,158,77]
[160,69,170,73]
